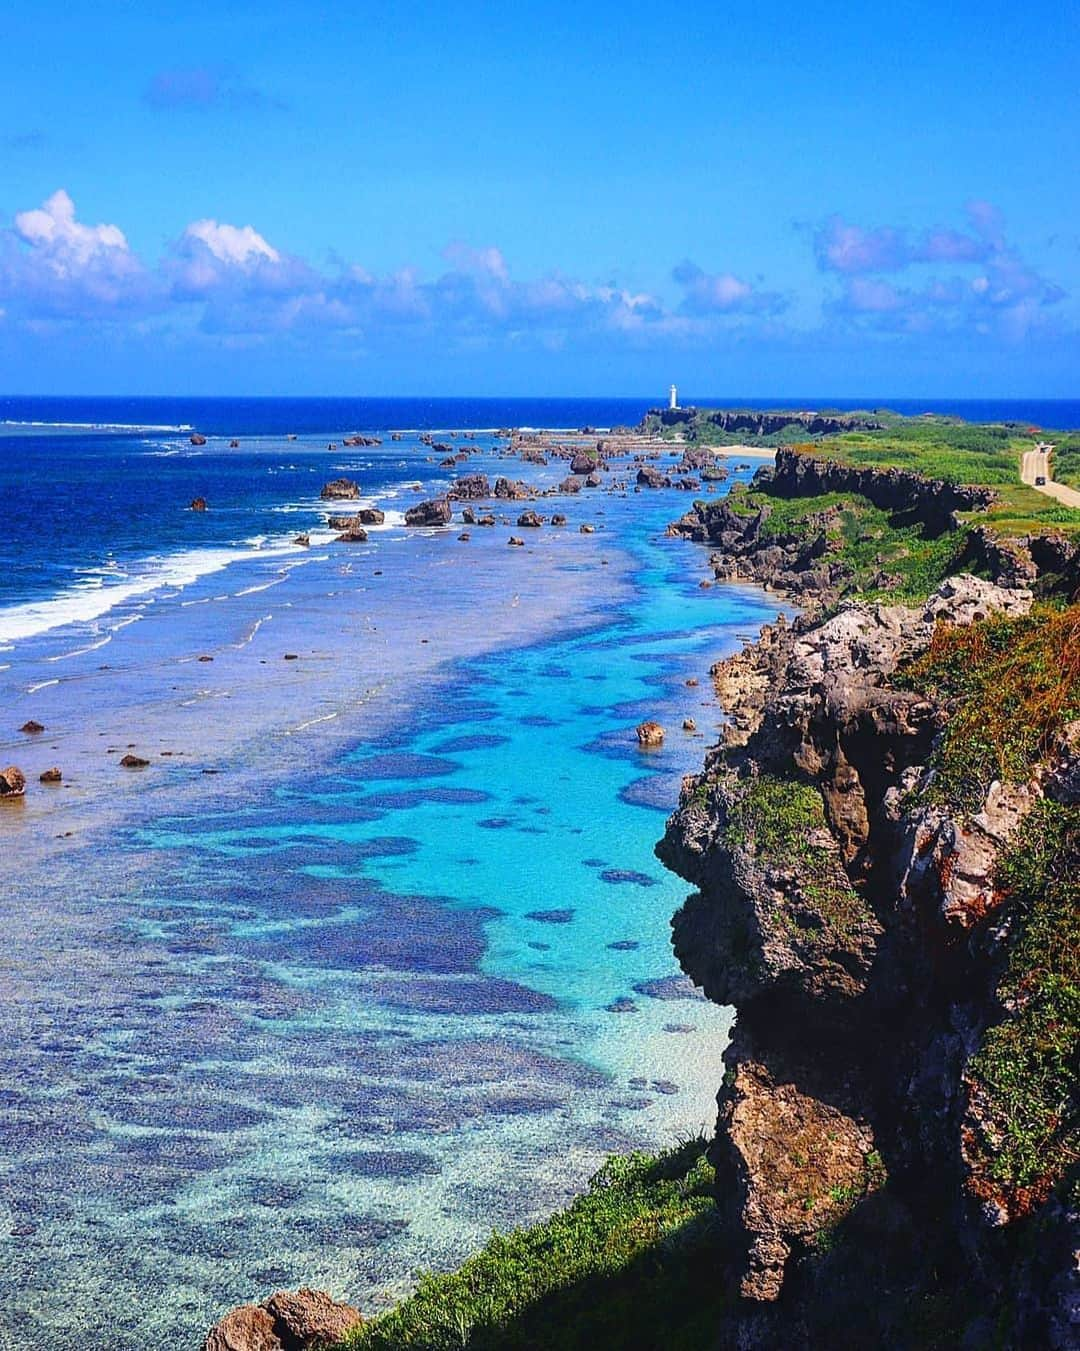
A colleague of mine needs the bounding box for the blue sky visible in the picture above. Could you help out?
[1,0,1077,395]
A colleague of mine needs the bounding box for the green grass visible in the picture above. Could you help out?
[1050,433,1080,490]
[344,1138,726,1351]
[721,486,977,602]
[965,800,1080,1203]
[899,605,1080,811]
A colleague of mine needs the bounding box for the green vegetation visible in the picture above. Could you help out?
[900,605,1080,811]
[965,800,1080,1201]
[345,1139,726,1351]
[1051,433,1080,490]
[717,485,976,602]
[722,776,868,943]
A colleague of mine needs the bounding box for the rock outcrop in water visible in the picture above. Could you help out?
[657,575,1079,1347]
[404,498,452,527]
[0,766,27,797]
[320,478,360,500]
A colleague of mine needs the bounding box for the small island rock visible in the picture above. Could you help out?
[635,720,665,747]
[320,478,360,500]
[0,766,27,797]
[404,498,452,527]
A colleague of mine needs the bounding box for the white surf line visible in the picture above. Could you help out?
[27,678,60,693]
[290,711,340,732]
[233,577,286,597]
[234,614,273,649]
[46,633,114,662]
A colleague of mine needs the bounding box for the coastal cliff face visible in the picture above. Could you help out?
[643,409,884,438]
[668,448,1080,603]
[657,574,1079,1347]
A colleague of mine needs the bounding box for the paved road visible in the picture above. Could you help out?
[1020,442,1080,508]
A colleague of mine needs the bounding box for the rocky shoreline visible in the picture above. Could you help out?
[656,448,1079,1345]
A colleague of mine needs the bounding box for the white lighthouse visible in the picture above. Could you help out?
[669,383,678,410]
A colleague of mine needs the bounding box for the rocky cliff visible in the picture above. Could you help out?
[657,576,1079,1348]
[668,450,1080,605]
[642,409,885,438]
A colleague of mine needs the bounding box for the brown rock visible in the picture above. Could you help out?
[683,717,697,731]
[319,478,360,500]
[203,1305,282,1351]
[579,523,595,534]
[20,720,45,734]
[39,767,62,783]
[508,536,525,547]
[293,534,310,547]
[0,766,27,797]
[264,1288,363,1348]
[517,510,544,528]
[355,508,385,525]
[190,433,207,446]
[404,498,452,527]
[636,720,665,747]
[458,532,471,541]
[190,497,208,512]
[551,514,567,526]
[119,754,149,768]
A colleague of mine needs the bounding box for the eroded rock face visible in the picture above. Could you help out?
[449,474,490,500]
[657,576,1074,1343]
[720,1031,881,1302]
[404,498,452,527]
[0,766,27,797]
[493,477,531,500]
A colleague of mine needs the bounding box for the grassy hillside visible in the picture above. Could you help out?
[344,1139,726,1351]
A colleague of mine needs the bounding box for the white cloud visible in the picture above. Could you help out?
[14,190,130,272]
[182,219,280,265]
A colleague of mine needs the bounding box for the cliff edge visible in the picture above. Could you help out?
[658,573,1079,1348]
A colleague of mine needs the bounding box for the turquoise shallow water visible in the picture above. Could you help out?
[0,448,781,1349]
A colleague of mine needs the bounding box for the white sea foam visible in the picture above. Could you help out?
[27,678,60,693]
[0,542,301,644]
[0,420,192,434]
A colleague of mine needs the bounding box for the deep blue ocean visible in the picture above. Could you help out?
[0,393,1075,1350]
[2,395,1077,616]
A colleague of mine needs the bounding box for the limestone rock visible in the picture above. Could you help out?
[636,720,665,747]
[203,1305,282,1351]
[404,498,452,527]
[264,1287,362,1347]
[0,766,27,797]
